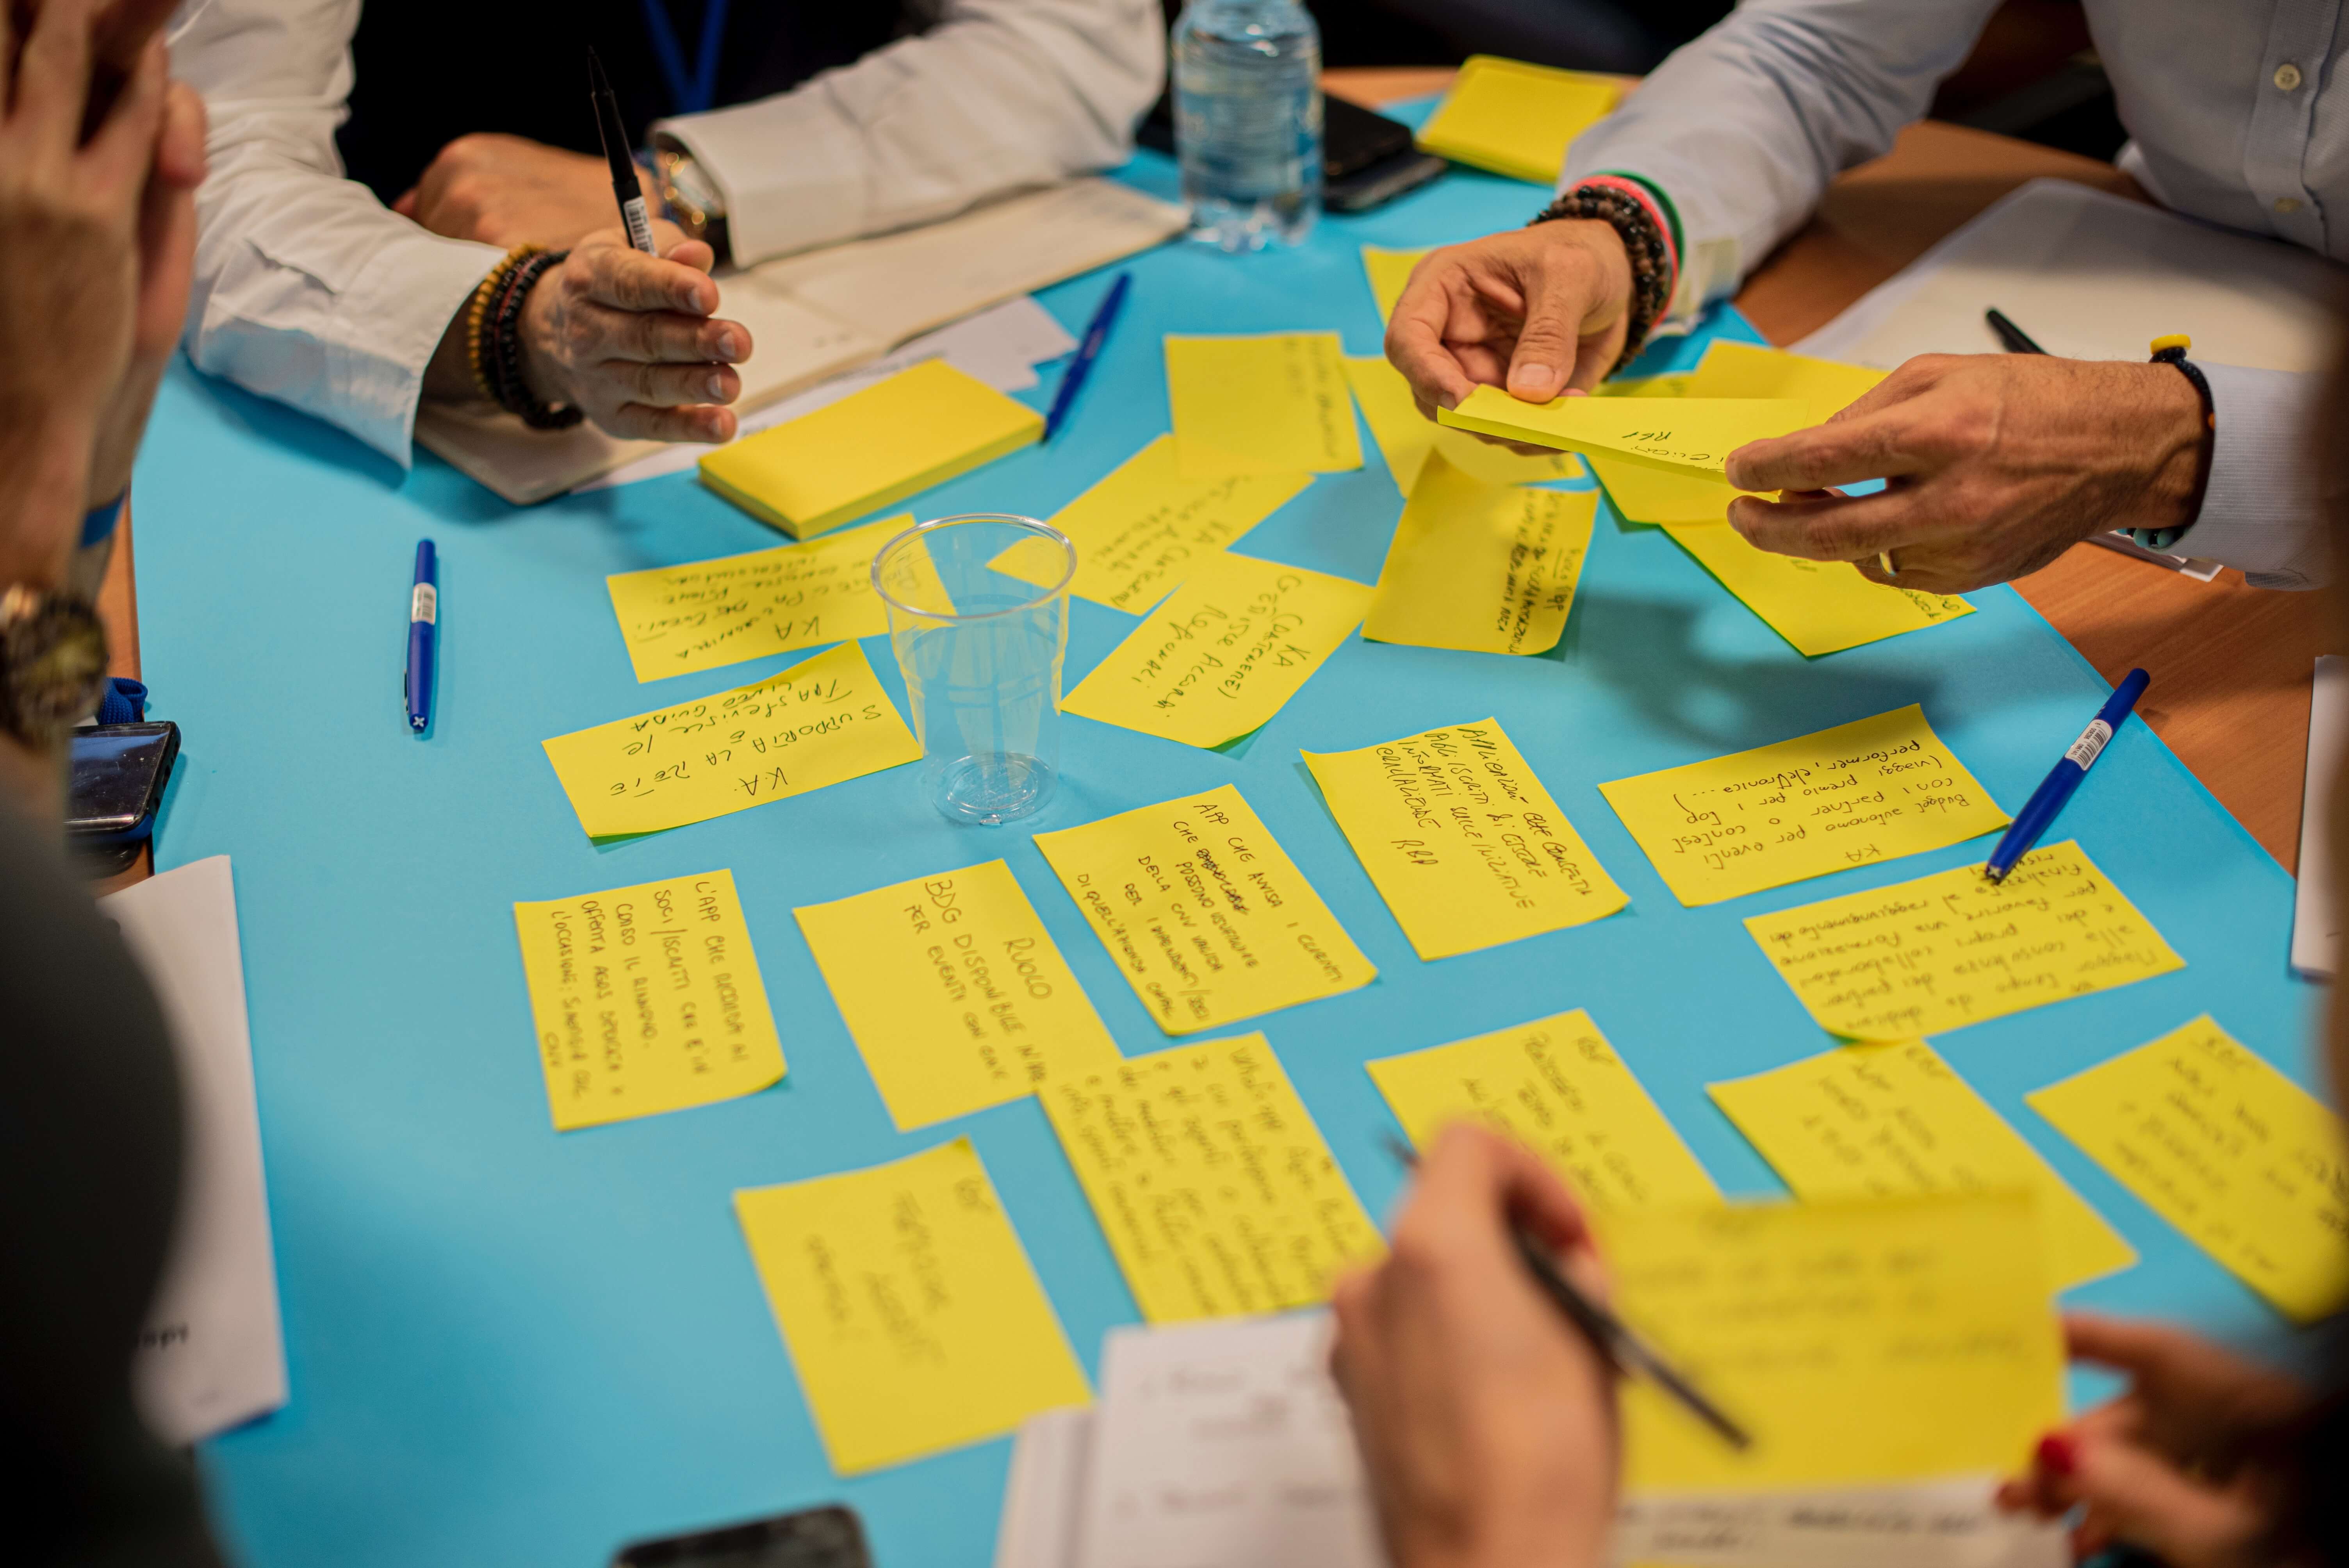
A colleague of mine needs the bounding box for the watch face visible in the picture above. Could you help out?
[0,587,109,745]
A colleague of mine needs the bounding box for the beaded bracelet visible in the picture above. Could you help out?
[1531,179,1679,376]
[464,245,541,402]
[484,249,584,431]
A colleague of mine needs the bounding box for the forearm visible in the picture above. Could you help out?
[0,411,100,592]
[2174,364,2331,589]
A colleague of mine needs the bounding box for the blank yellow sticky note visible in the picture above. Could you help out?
[699,360,1043,539]
[1364,454,1594,656]
[1415,55,1624,184]
[1369,1010,1716,1208]
[1586,454,1749,524]
[1594,373,1693,399]
[513,868,786,1130]
[1685,340,1888,412]
[1305,718,1627,959]
[994,435,1310,613]
[542,641,920,837]
[735,1139,1090,1474]
[1599,705,2008,906]
[1745,841,2185,1039]
[1361,245,1430,320]
[1606,1192,2064,1490]
[1166,333,1363,478]
[1344,355,1580,497]
[1440,389,1810,478]
[1032,784,1376,1033]
[1710,1039,2135,1290]
[1039,1032,1384,1320]
[794,859,1123,1131]
[1665,524,1975,656]
[604,513,913,682]
[2030,1016,2349,1320]
[1063,552,1373,750]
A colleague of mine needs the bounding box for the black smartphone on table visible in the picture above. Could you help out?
[611,1505,872,1568]
[1137,92,1447,213]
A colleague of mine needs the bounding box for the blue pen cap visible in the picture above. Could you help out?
[414,538,437,584]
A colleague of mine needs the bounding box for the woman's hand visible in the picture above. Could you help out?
[1330,1125,1620,1568]
[1998,1313,2308,1568]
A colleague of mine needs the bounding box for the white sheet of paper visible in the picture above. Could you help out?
[1073,1312,1381,1568]
[581,296,1078,492]
[2295,655,2347,979]
[1611,1479,2067,1568]
[101,857,289,1445]
[1795,179,2344,373]
[995,1406,1096,1568]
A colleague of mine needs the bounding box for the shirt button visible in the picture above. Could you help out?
[2277,195,2304,214]
[2276,61,2304,91]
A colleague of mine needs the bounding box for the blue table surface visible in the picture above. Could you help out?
[136,138,2326,1568]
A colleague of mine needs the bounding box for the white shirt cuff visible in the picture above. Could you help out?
[2178,362,2328,589]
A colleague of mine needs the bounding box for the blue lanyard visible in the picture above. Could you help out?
[639,0,731,117]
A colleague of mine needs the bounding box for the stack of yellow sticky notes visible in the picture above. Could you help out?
[700,359,1043,539]
[1416,55,1624,185]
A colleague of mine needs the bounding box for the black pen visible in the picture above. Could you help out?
[1985,307,2049,355]
[1379,1133,1751,1451]
[589,48,658,255]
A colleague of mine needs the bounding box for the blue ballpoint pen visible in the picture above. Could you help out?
[1042,271,1132,441]
[1984,667,2149,882]
[405,540,437,734]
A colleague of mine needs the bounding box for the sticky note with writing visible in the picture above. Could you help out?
[1710,1039,2135,1290]
[1363,453,1594,656]
[1744,841,2185,1039]
[1368,1009,1717,1208]
[512,868,785,1130]
[1039,1032,1385,1320]
[1603,1192,2064,1490]
[1304,718,1626,959]
[541,641,921,838]
[734,1138,1091,1474]
[991,435,1310,613]
[1599,705,2009,906]
[1166,333,1363,478]
[604,513,915,682]
[2028,1016,2349,1320]
[1665,523,1973,657]
[1344,355,1579,498]
[1439,388,1809,478]
[1032,784,1376,1033]
[1360,245,1429,321]
[1062,552,1374,750]
[794,859,1123,1131]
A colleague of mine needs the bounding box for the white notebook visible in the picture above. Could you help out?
[416,178,1187,504]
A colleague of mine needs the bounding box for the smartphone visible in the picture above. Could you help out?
[67,721,180,841]
[610,1505,872,1568]
[1136,92,1449,212]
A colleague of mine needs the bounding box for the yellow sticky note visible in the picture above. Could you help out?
[699,360,1043,539]
[512,868,785,1130]
[1062,552,1373,750]
[1606,1192,2064,1490]
[1361,245,1429,321]
[794,859,1123,1131]
[604,514,914,682]
[1440,388,1810,478]
[1684,340,1888,412]
[1710,1039,2135,1290]
[1039,1032,1385,1320]
[1304,718,1627,959]
[1599,705,2008,906]
[1745,841,2185,1039]
[1343,355,1580,497]
[542,641,920,838]
[1032,784,1376,1033]
[1364,454,1595,656]
[1368,1010,1717,1208]
[2029,1016,2349,1320]
[1594,372,1693,398]
[993,435,1310,613]
[1665,523,1975,656]
[1586,454,1749,525]
[734,1139,1090,1474]
[1415,55,1624,184]
[1166,333,1364,478]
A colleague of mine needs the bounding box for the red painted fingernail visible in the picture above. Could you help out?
[2035,1433,2077,1477]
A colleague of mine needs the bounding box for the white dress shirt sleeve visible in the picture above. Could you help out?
[652,0,1164,267]
[2184,363,2331,589]
[174,0,505,466]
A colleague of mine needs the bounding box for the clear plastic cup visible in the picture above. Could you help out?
[872,514,1073,826]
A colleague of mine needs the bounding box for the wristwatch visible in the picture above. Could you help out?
[652,138,732,265]
[0,584,109,751]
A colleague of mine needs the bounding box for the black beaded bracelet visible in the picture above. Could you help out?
[1532,184,1675,376]
[485,249,585,431]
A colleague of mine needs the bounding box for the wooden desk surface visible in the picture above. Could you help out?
[1325,68,2339,870]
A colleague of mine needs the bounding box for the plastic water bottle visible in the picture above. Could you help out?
[1172,0,1322,251]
